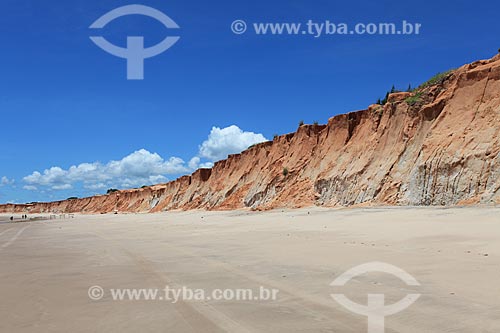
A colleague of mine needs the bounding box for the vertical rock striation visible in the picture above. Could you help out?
[2,55,499,213]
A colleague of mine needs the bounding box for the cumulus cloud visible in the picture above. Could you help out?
[1,176,14,186]
[22,125,267,193]
[187,157,214,170]
[23,149,189,191]
[199,125,267,162]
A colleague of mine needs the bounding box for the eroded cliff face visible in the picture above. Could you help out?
[2,55,500,213]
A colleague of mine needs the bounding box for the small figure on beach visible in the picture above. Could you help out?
[10,216,13,221]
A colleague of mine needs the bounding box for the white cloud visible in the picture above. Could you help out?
[199,125,267,162]
[52,184,73,190]
[187,157,214,170]
[1,176,14,186]
[22,125,267,192]
[83,183,107,190]
[200,162,214,168]
[23,149,189,191]
[188,157,201,170]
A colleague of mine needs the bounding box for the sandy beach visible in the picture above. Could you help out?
[0,207,499,332]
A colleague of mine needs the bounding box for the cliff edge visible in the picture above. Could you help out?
[2,54,500,213]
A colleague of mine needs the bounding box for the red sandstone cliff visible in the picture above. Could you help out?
[2,55,500,213]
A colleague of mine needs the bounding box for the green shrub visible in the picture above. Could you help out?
[405,92,423,106]
[419,70,454,89]
[107,188,119,194]
[282,167,289,177]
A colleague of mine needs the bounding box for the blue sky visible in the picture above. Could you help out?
[1,0,499,203]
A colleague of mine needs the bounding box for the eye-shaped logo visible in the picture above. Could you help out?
[330,262,421,333]
[89,5,180,80]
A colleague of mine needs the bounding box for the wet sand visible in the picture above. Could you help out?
[0,207,499,332]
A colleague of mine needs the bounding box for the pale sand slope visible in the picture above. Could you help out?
[0,207,499,332]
